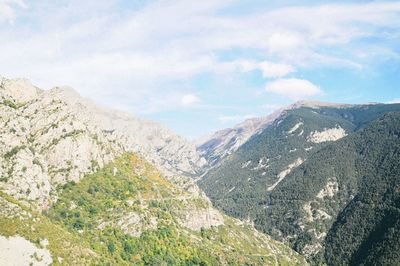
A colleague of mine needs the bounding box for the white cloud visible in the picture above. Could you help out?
[0,0,26,23]
[181,94,201,106]
[0,0,399,116]
[267,33,303,54]
[265,78,323,100]
[259,61,295,78]
[238,60,294,78]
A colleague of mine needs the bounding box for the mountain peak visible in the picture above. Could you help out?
[290,100,353,109]
[0,76,39,103]
[50,85,80,97]
[46,85,90,105]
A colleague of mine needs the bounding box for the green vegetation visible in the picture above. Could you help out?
[0,191,99,265]
[4,145,26,160]
[324,112,400,265]
[47,154,215,265]
[199,106,360,222]
[199,104,400,265]
[2,99,18,109]
[256,111,400,265]
[1,153,306,265]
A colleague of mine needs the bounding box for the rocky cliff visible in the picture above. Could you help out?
[0,77,205,210]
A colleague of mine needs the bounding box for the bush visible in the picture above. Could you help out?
[107,242,116,253]
[73,218,84,230]
[3,99,17,109]
[4,146,25,160]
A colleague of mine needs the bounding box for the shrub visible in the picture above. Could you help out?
[4,146,25,160]
[107,242,116,253]
[3,99,17,109]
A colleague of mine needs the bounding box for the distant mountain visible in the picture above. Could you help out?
[196,112,282,167]
[198,102,400,264]
[196,100,352,167]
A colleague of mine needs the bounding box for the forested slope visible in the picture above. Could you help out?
[324,111,400,265]
[257,111,400,264]
[199,104,400,264]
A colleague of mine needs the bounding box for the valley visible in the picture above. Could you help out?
[1,77,400,265]
[0,77,307,265]
[1,1,399,265]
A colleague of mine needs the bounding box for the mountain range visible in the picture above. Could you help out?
[1,76,399,265]
[0,77,306,265]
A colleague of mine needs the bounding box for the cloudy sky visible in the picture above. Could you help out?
[0,0,399,138]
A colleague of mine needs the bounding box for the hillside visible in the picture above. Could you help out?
[196,112,284,167]
[198,103,400,264]
[322,111,400,265]
[262,111,400,265]
[0,77,205,210]
[0,153,307,265]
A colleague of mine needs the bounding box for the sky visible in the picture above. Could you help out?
[0,0,399,139]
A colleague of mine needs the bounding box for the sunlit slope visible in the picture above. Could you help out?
[1,153,307,265]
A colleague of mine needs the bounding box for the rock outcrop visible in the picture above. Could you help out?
[0,235,52,266]
[196,111,285,167]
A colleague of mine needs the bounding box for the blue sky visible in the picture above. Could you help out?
[0,0,399,138]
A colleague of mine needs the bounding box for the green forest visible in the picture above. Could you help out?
[199,104,400,265]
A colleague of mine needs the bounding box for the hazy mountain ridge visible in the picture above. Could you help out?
[196,100,354,167]
[197,113,284,167]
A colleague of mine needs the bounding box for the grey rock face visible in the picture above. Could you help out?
[196,113,283,167]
